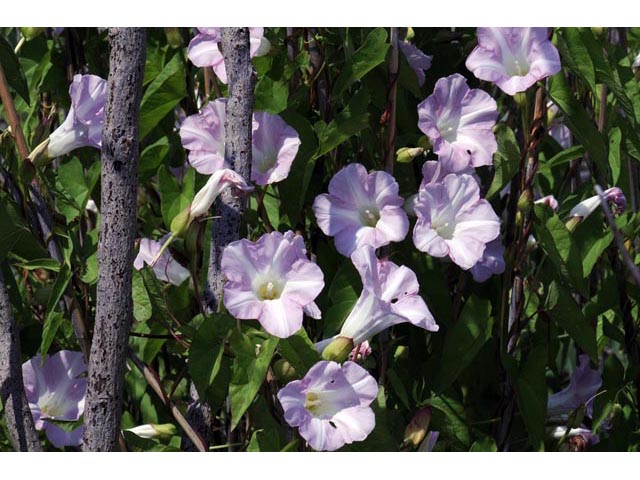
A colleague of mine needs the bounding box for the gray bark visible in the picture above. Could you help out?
[83,28,146,451]
[0,267,42,451]
[204,27,254,313]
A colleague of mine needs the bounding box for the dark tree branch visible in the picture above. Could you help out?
[0,266,41,451]
[83,27,146,452]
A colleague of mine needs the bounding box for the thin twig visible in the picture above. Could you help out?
[127,349,207,452]
[0,62,29,160]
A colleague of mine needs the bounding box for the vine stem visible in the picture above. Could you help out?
[383,27,399,174]
[0,61,29,159]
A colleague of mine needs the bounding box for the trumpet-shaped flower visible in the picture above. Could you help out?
[333,245,438,345]
[569,187,626,220]
[22,350,87,447]
[547,354,602,420]
[417,74,498,172]
[171,168,253,236]
[47,74,106,157]
[470,238,505,283]
[222,231,324,338]
[187,27,270,84]
[134,234,191,286]
[277,360,378,451]
[179,99,227,175]
[465,28,561,96]
[413,173,501,270]
[313,163,409,257]
[399,41,432,87]
[535,195,559,212]
[251,111,301,185]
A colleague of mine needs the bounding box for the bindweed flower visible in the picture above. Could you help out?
[535,195,559,212]
[22,350,87,448]
[418,431,440,452]
[134,234,191,286]
[171,168,253,237]
[465,27,561,96]
[417,74,498,172]
[549,122,572,149]
[251,111,301,185]
[180,101,300,184]
[329,245,438,346]
[277,360,378,451]
[222,230,324,338]
[470,238,505,283]
[399,40,432,87]
[404,406,432,447]
[420,160,478,187]
[547,354,602,421]
[179,99,227,175]
[551,426,598,451]
[187,27,270,84]
[569,187,626,221]
[47,74,106,158]
[313,163,409,257]
[413,173,501,270]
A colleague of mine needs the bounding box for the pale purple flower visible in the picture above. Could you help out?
[535,195,559,212]
[420,160,478,187]
[419,431,440,452]
[547,354,602,420]
[549,122,572,149]
[47,74,106,157]
[569,187,626,220]
[222,230,324,338]
[179,99,227,175]
[277,360,378,451]
[470,238,505,283]
[187,27,270,84]
[413,173,501,270]
[417,74,498,172]
[22,350,87,448]
[252,111,301,185]
[465,28,561,96]
[399,41,432,87]
[332,245,438,345]
[134,234,191,286]
[550,426,599,449]
[313,163,409,257]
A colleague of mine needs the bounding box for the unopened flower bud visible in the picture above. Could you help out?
[321,336,354,363]
[517,190,533,214]
[272,358,298,383]
[126,423,177,440]
[403,407,432,447]
[170,208,191,238]
[396,147,425,164]
[535,194,559,212]
[568,187,626,229]
[348,341,372,363]
[405,27,415,42]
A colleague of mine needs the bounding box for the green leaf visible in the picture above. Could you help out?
[277,112,318,222]
[314,88,370,159]
[608,127,622,184]
[14,258,61,272]
[159,165,194,230]
[139,53,186,139]
[333,28,389,98]
[0,36,30,104]
[229,330,278,431]
[533,205,587,296]
[487,125,520,199]
[132,269,152,323]
[545,281,597,360]
[538,145,585,174]
[41,265,71,356]
[189,313,235,401]
[254,77,289,114]
[426,395,470,448]
[140,136,171,181]
[557,28,596,93]
[432,296,493,392]
[470,436,498,452]
[278,328,321,376]
[513,346,547,450]
[547,73,608,174]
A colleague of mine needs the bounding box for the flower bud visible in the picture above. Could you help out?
[272,358,298,383]
[396,147,425,163]
[517,190,533,214]
[126,423,177,440]
[534,195,559,212]
[170,208,192,238]
[403,407,432,447]
[321,336,354,363]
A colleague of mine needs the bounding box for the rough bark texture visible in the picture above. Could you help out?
[0,267,42,451]
[83,28,146,451]
[203,27,254,313]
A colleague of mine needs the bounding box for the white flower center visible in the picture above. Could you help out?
[505,55,530,78]
[38,391,67,418]
[432,215,456,240]
[257,280,282,300]
[436,120,458,143]
[305,390,355,420]
[360,207,380,227]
